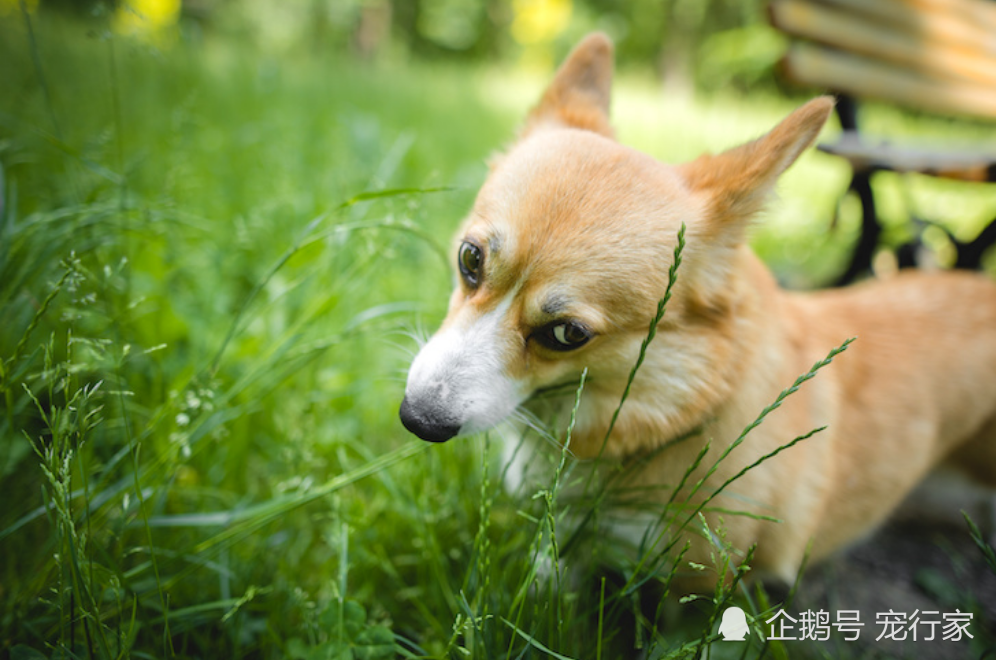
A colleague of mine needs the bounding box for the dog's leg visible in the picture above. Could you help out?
[942,414,996,542]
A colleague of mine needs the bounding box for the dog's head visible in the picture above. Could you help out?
[400,34,832,451]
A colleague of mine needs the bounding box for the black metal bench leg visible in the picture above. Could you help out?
[834,170,880,286]
[955,217,996,269]
[831,96,883,286]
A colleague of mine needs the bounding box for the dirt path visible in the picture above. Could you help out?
[790,519,996,659]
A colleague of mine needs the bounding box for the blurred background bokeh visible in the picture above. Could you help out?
[6,0,785,90]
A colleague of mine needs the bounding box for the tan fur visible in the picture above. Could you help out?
[401,33,996,589]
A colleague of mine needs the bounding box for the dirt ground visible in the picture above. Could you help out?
[789,518,996,659]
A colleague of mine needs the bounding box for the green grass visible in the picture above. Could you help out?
[0,13,505,658]
[2,10,996,660]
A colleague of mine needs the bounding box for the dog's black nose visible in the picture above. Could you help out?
[399,396,460,443]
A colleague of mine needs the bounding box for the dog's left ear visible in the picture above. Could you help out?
[680,97,834,244]
[522,32,615,139]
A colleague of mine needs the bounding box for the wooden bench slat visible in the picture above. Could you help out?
[769,0,996,88]
[812,0,996,55]
[781,42,996,120]
[903,0,996,35]
[819,131,996,181]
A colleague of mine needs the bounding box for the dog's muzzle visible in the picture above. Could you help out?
[399,396,460,443]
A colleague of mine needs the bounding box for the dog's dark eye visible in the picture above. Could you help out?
[458,241,483,287]
[537,321,592,351]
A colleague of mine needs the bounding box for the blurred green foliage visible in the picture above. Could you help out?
[24,0,786,91]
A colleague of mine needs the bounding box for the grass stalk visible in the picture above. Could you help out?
[590,223,686,470]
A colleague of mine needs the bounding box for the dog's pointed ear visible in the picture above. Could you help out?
[680,97,834,243]
[522,32,615,139]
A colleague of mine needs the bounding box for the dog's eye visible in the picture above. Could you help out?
[537,321,592,351]
[458,241,483,287]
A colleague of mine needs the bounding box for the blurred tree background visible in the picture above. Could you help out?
[11,0,785,93]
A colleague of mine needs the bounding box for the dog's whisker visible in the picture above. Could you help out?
[384,339,420,359]
[511,408,565,452]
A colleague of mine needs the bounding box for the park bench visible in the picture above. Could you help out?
[768,0,996,284]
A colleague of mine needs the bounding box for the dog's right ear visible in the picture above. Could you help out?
[522,33,615,139]
[680,97,834,245]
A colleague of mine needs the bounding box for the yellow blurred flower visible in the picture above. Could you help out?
[511,0,572,45]
[113,0,181,44]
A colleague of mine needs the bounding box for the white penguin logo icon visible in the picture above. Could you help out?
[718,606,750,641]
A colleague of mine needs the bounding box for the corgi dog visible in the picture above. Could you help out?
[399,33,996,587]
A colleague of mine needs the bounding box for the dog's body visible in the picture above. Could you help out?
[400,34,996,587]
